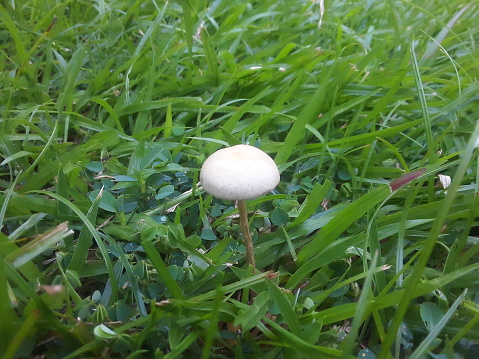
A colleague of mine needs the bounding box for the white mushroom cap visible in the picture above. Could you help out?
[200,144,280,201]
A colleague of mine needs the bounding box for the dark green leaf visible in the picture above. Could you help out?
[270,207,289,226]
[86,161,103,172]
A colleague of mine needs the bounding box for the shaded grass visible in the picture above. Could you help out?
[1,0,479,358]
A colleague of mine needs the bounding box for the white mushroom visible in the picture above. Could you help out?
[200,144,280,270]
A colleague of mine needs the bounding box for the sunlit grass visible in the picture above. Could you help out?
[1,0,479,358]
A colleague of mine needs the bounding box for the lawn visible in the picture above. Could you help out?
[1,0,479,358]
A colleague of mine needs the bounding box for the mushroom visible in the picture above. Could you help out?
[200,144,280,270]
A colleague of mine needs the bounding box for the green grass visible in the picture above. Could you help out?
[1,0,479,358]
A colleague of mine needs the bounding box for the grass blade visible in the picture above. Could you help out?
[68,189,102,271]
[409,289,468,359]
[378,120,479,359]
[28,190,119,303]
[410,42,433,161]
[6,222,73,268]
[297,185,390,264]
[141,239,185,300]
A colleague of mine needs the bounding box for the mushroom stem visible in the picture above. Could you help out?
[237,199,256,271]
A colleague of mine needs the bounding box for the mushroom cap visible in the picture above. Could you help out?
[200,144,280,201]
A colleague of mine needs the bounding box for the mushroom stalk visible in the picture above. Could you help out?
[237,199,256,270]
